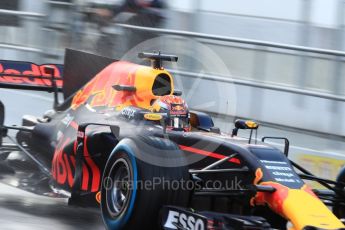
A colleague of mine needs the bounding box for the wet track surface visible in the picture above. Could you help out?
[0,89,104,230]
[0,183,104,230]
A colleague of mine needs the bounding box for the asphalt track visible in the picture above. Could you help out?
[0,89,104,230]
[0,183,103,230]
[0,88,344,229]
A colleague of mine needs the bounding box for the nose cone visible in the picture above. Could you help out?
[254,182,344,230]
[283,188,344,229]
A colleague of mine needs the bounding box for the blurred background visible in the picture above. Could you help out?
[1,0,345,184]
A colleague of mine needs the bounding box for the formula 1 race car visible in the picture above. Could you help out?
[1,49,345,230]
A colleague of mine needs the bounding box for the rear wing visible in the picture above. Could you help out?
[0,49,115,111]
[0,60,63,92]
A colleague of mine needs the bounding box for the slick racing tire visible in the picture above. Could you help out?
[101,138,191,230]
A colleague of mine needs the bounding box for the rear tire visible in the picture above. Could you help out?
[101,138,191,230]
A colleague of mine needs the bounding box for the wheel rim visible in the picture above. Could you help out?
[106,158,132,218]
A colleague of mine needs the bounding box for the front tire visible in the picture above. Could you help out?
[101,138,191,230]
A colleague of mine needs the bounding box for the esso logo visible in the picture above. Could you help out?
[164,211,205,230]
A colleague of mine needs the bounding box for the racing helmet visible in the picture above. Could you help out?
[152,95,190,131]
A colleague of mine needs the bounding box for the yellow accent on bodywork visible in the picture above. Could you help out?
[283,189,344,229]
[144,113,162,121]
[245,120,258,129]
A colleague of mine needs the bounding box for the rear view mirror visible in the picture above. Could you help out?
[234,119,259,130]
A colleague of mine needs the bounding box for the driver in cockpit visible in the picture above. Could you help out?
[151,95,191,132]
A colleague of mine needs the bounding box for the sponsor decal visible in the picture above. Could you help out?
[272,171,294,178]
[52,137,75,187]
[275,178,297,183]
[171,104,184,111]
[260,160,303,185]
[265,165,292,171]
[144,113,162,121]
[0,61,63,87]
[170,103,186,115]
[52,135,100,192]
[260,160,287,165]
[164,210,205,230]
[121,107,136,119]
